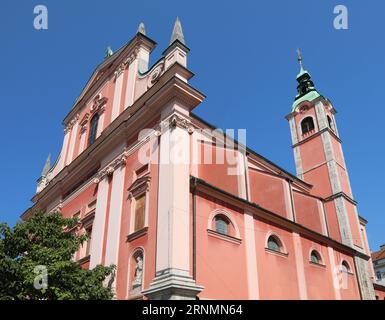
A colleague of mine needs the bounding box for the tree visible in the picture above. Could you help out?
[0,211,115,300]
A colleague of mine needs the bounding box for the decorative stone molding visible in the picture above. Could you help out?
[114,50,139,79]
[125,49,139,65]
[94,148,129,183]
[79,113,90,133]
[127,176,151,200]
[64,113,80,134]
[168,114,195,134]
[114,61,128,78]
[90,94,108,114]
[147,62,164,88]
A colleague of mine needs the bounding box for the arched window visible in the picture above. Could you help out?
[208,210,240,239]
[301,117,315,135]
[267,235,282,252]
[341,261,351,273]
[88,113,100,146]
[310,250,322,264]
[215,216,229,235]
[327,115,333,130]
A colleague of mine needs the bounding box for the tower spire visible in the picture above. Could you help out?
[170,16,185,45]
[292,49,320,110]
[297,48,304,73]
[41,154,51,177]
[137,22,146,35]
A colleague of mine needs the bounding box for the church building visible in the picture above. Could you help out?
[22,18,378,300]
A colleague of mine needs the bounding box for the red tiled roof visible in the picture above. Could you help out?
[372,247,385,261]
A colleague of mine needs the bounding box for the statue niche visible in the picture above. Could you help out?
[132,252,143,290]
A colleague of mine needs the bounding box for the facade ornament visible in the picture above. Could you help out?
[114,61,128,78]
[80,113,90,133]
[147,62,164,88]
[90,94,108,114]
[169,114,195,134]
[64,113,80,134]
[124,48,139,66]
[132,254,143,289]
[127,175,151,200]
[106,166,115,176]
[114,49,139,79]
[95,148,129,181]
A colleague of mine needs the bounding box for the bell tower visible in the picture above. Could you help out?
[286,50,375,300]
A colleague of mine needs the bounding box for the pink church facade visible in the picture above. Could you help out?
[22,19,377,300]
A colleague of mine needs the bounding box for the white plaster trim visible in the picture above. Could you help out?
[124,59,138,109]
[334,197,353,247]
[315,101,328,131]
[293,146,304,180]
[57,131,71,172]
[292,232,308,299]
[244,212,259,299]
[317,200,328,236]
[289,117,298,145]
[190,131,199,177]
[104,165,126,268]
[96,112,105,138]
[155,125,190,273]
[79,131,87,155]
[111,73,124,122]
[89,176,109,268]
[236,150,247,200]
[283,180,294,221]
[67,121,79,165]
[327,246,341,300]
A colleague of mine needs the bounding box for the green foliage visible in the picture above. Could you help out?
[0,211,115,300]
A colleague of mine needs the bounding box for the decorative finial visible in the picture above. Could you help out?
[170,16,185,45]
[105,46,114,58]
[41,154,51,177]
[297,48,304,72]
[138,22,146,35]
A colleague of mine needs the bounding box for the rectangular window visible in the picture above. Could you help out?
[87,200,97,214]
[85,227,92,256]
[134,194,146,232]
[377,271,382,280]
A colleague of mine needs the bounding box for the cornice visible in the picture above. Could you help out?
[190,176,370,261]
[63,33,156,126]
[24,66,205,218]
[291,127,342,148]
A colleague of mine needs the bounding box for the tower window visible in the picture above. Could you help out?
[267,235,282,253]
[215,216,229,235]
[327,115,333,130]
[88,113,100,146]
[301,117,315,135]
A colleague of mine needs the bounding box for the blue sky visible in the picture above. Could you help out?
[0,0,384,251]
